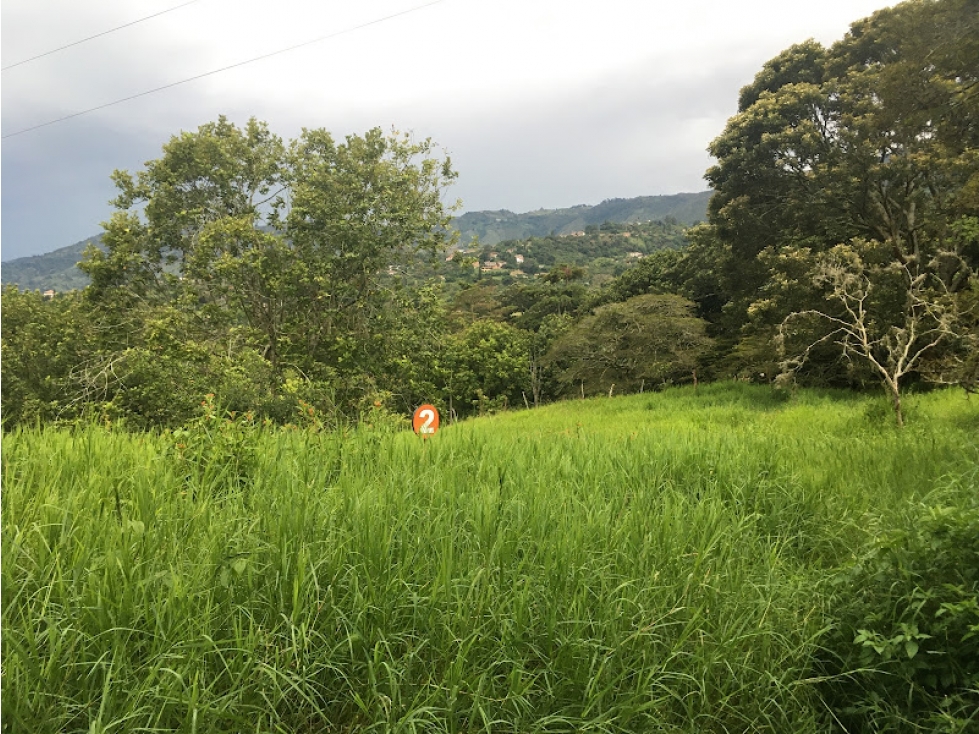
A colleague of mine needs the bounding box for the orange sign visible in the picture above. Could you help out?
[412,404,440,437]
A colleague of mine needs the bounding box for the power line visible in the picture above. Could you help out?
[2,1,201,72]
[2,0,444,140]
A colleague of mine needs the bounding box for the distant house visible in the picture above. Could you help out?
[42,289,56,300]
[514,254,525,264]
[569,231,586,237]
[481,261,505,272]
[626,252,644,260]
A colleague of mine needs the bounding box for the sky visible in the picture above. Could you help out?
[1,0,895,261]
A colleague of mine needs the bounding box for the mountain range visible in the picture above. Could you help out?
[1,192,710,291]
[453,192,709,246]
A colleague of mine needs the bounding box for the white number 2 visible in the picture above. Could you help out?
[419,408,436,434]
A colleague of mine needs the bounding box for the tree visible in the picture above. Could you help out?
[445,320,530,416]
[526,312,573,408]
[281,127,457,379]
[544,294,713,397]
[80,118,458,413]
[777,239,969,425]
[589,248,688,309]
[1,287,88,426]
[695,0,979,377]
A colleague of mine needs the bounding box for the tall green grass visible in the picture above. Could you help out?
[3,383,977,732]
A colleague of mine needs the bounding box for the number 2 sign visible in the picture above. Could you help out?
[412,404,440,437]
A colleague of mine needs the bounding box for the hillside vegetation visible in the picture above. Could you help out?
[4,1,977,430]
[3,384,977,732]
[0,194,708,292]
[452,192,709,247]
[3,2,977,732]
[0,236,100,292]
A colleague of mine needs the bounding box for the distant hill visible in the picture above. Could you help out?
[453,192,710,247]
[1,236,102,292]
[0,192,712,291]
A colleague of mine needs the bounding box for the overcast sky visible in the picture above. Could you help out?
[1,0,894,261]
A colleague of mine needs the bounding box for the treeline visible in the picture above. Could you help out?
[0,248,711,428]
[3,0,977,429]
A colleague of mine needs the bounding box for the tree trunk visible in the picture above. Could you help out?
[888,381,905,427]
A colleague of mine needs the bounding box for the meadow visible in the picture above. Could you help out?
[3,383,978,733]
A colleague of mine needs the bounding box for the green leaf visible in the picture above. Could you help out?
[904,639,919,659]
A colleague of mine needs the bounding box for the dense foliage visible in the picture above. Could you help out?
[2,6,978,731]
[3,0,977,430]
[451,192,709,247]
[4,385,977,732]
[693,0,979,403]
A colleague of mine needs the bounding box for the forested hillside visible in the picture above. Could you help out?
[0,194,708,291]
[452,191,709,246]
[0,236,101,291]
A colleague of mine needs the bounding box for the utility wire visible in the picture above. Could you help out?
[2,1,201,71]
[2,0,444,140]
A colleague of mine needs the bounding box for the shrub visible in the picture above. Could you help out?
[820,493,979,732]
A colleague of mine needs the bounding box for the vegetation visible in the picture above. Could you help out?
[543,294,712,398]
[692,0,979,405]
[452,219,689,281]
[3,384,977,732]
[7,0,976,430]
[0,236,100,292]
[3,5,978,727]
[0,0,979,734]
[0,197,707,293]
[451,193,709,248]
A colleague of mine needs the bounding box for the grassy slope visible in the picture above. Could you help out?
[2,384,977,732]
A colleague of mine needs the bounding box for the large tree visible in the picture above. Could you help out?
[543,294,713,397]
[81,118,458,401]
[696,0,979,386]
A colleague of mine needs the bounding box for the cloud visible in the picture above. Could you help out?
[1,0,896,260]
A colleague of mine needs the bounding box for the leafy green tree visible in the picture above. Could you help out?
[281,127,457,379]
[445,320,530,416]
[696,0,979,380]
[544,294,713,397]
[1,288,88,426]
[362,283,455,416]
[527,312,573,407]
[590,248,688,308]
[501,277,588,332]
[79,118,458,419]
[449,283,510,325]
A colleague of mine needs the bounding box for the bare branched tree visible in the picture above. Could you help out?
[777,241,966,426]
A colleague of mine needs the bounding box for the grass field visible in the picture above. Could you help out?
[3,383,978,732]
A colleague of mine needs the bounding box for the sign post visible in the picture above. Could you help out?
[412,404,440,438]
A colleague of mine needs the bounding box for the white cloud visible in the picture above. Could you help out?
[1,0,895,259]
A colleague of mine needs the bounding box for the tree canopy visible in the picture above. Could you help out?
[691,0,979,403]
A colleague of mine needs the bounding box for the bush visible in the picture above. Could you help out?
[820,493,979,732]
